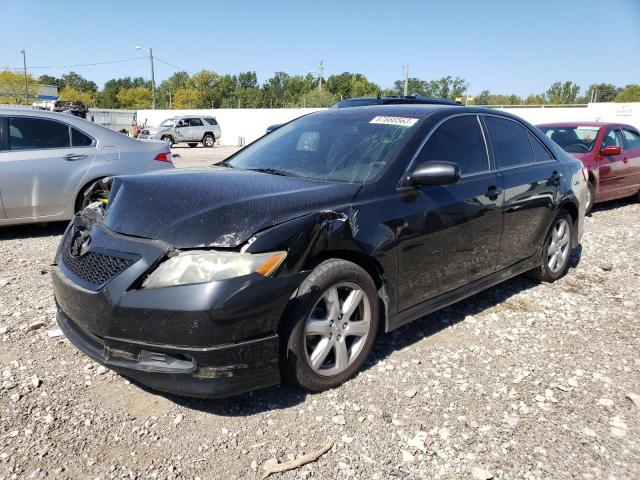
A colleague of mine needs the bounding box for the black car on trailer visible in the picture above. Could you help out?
[52,104,587,398]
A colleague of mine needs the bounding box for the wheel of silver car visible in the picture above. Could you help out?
[161,135,174,147]
[303,282,372,376]
[203,134,215,148]
[281,259,379,392]
[547,217,571,273]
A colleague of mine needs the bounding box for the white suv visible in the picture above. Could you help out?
[139,115,221,147]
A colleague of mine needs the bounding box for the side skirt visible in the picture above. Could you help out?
[387,255,540,332]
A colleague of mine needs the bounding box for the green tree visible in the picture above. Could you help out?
[60,71,97,93]
[524,94,545,105]
[262,71,290,107]
[0,70,39,104]
[116,86,152,109]
[172,88,199,108]
[614,84,640,102]
[584,83,621,102]
[59,85,93,105]
[544,81,580,104]
[304,89,337,108]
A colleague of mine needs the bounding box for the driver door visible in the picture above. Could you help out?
[395,114,503,311]
[597,128,627,200]
[174,119,190,142]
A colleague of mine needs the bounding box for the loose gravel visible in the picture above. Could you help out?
[1,199,639,480]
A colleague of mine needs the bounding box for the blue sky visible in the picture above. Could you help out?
[1,0,639,96]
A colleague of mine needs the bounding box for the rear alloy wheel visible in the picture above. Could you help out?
[161,135,174,147]
[527,212,573,282]
[281,259,379,391]
[203,134,215,148]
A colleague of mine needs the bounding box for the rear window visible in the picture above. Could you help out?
[204,117,218,126]
[484,116,534,168]
[72,128,93,147]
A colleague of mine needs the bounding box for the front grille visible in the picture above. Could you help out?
[61,232,139,288]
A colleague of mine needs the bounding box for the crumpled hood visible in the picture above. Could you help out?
[104,167,360,248]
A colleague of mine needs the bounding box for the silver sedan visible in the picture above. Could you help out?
[0,109,174,227]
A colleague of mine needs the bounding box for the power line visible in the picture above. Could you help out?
[153,56,191,73]
[2,56,147,70]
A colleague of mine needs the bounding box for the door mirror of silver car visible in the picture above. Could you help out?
[409,162,461,186]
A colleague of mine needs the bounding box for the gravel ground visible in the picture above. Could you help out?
[170,145,241,168]
[1,198,639,480]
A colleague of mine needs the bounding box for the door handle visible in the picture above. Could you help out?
[485,185,502,200]
[63,153,87,161]
[549,171,562,185]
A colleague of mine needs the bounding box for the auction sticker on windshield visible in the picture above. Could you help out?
[370,116,419,127]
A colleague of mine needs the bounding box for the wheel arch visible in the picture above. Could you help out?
[74,175,110,212]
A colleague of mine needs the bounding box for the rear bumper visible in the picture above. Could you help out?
[57,308,280,398]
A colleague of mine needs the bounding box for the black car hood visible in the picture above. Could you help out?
[104,167,360,248]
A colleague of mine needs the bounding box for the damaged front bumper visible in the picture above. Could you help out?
[52,220,307,398]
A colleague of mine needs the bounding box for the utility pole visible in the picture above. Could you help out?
[149,48,156,109]
[135,46,156,109]
[403,64,409,96]
[318,59,324,92]
[20,50,28,104]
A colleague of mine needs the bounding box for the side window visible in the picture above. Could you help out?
[9,117,70,150]
[189,118,204,127]
[622,129,640,150]
[204,117,218,126]
[416,115,489,175]
[484,116,534,169]
[528,132,553,162]
[601,129,623,149]
[71,128,93,147]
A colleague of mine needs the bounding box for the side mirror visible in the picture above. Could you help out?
[408,162,461,186]
[600,145,621,156]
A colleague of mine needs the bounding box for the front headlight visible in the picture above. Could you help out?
[141,250,287,289]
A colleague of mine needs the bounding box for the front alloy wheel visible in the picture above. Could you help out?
[281,259,379,392]
[304,282,371,376]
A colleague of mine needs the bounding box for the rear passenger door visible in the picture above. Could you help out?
[483,115,560,270]
[621,128,640,191]
[188,118,205,141]
[0,116,95,218]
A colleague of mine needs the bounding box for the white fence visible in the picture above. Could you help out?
[136,108,325,145]
[138,103,640,146]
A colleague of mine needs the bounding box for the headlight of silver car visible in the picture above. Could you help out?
[141,250,287,289]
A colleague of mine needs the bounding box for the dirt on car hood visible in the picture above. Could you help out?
[104,167,361,248]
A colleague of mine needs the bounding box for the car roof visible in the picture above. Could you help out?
[313,103,524,120]
[335,95,461,107]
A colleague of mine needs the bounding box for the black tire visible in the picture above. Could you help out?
[203,134,215,148]
[75,178,111,212]
[526,211,573,282]
[585,181,595,214]
[188,143,198,148]
[280,259,379,392]
[160,135,174,147]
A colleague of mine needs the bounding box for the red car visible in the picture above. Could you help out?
[537,122,640,211]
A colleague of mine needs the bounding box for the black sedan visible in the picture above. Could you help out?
[52,105,587,398]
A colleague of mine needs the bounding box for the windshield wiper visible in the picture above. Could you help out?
[247,167,294,177]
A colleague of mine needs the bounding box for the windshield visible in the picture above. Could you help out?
[540,126,600,153]
[227,112,421,183]
[159,118,177,127]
